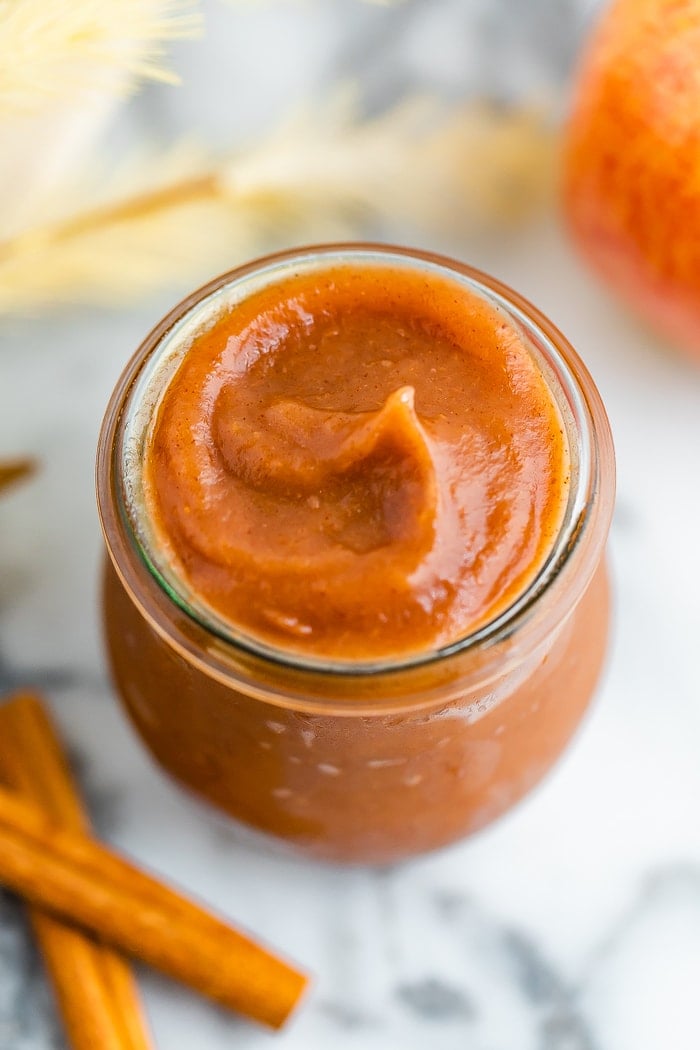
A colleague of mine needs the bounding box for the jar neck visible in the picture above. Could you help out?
[97,244,614,713]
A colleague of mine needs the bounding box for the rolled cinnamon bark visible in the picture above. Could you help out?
[0,725,308,1029]
[0,693,153,1050]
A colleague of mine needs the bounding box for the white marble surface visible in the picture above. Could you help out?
[2,1,700,1047]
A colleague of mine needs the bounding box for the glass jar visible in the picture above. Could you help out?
[97,244,615,865]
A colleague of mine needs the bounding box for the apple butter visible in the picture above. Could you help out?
[97,245,615,863]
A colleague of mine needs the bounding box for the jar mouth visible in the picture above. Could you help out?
[102,243,606,679]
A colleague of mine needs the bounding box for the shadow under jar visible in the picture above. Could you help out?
[97,244,615,865]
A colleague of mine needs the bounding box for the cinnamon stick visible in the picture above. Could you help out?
[0,718,308,1029]
[0,693,153,1050]
[0,457,35,494]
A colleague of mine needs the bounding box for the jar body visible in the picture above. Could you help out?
[103,557,609,864]
[97,245,615,865]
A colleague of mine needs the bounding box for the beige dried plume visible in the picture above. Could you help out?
[0,0,201,112]
[0,0,202,242]
[0,0,555,313]
[0,96,555,312]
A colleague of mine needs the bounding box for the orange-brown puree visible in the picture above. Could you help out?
[144,265,568,660]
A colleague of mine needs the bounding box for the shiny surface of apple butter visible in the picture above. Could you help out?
[143,264,568,661]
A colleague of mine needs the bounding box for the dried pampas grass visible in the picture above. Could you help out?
[0,0,201,113]
[0,0,556,314]
[0,98,555,312]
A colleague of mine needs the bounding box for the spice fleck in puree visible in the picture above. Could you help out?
[101,249,612,864]
[143,265,567,659]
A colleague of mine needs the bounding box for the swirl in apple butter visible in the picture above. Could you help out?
[143,264,568,659]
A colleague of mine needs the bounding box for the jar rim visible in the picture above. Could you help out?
[97,243,614,706]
